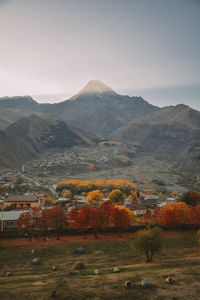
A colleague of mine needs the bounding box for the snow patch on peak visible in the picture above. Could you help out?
[78,80,117,96]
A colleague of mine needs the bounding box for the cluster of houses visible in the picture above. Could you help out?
[0,191,177,233]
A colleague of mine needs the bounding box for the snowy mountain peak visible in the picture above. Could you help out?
[78,80,117,96]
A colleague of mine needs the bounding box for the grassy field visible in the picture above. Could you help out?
[0,231,200,299]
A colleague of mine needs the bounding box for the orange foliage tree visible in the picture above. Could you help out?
[38,209,51,240]
[48,207,67,239]
[98,200,113,232]
[86,190,103,205]
[110,206,131,236]
[75,206,91,239]
[67,206,80,229]
[139,209,159,226]
[188,205,200,227]
[89,207,103,238]
[18,208,41,241]
[157,202,190,227]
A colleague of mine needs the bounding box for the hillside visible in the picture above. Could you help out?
[0,129,36,168]
[111,105,200,169]
[6,115,102,153]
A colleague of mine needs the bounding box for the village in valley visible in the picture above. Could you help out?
[0,172,179,233]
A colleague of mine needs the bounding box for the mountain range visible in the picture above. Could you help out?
[0,80,200,174]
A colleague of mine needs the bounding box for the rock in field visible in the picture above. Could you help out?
[113,267,120,273]
[32,258,40,265]
[72,261,85,270]
[50,290,57,298]
[167,277,175,284]
[73,247,86,254]
[125,281,133,289]
[141,279,151,288]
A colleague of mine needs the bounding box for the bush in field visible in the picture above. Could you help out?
[134,227,162,263]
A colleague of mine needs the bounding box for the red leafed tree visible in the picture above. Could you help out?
[140,209,159,226]
[48,206,67,239]
[68,206,80,229]
[98,200,113,232]
[18,208,41,241]
[89,207,103,238]
[38,209,51,240]
[157,208,181,228]
[75,206,91,239]
[188,205,200,227]
[110,206,131,236]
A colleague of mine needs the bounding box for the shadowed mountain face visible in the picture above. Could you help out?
[0,129,37,168]
[6,115,102,153]
[0,81,158,136]
[111,104,200,170]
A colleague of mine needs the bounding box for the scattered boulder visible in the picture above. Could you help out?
[32,258,40,265]
[51,266,56,271]
[125,281,133,289]
[113,267,120,273]
[72,261,85,270]
[167,277,175,284]
[5,272,11,277]
[50,290,57,298]
[141,279,151,288]
[94,269,100,275]
[73,247,86,254]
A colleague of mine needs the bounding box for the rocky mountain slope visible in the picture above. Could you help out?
[0,81,158,136]
[111,104,200,172]
[6,115,102,153]
[0,129,37,168]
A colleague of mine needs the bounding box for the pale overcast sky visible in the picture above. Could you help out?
[0,0,200,109]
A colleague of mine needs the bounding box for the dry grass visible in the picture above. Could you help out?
[0,231,200,299]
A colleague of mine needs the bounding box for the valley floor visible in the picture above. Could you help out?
[0,231,200,299]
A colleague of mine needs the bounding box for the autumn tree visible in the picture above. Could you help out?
[48,207,67,239]
[157,202,190,227]
[38,209,51,240]
[139,208,159,226]
[179,190,200,207]
[128,190,138,203]
[89,207,103,238]
[188,205,200,227]
[134,227,162,263]
[108,189,125,203]
[68,206,80,229]
[157,208,181,228]
[86,190,103,205]
[110,206,131,236]
[75,206,91,239]
[18,208,41,241]
[98,200,113,232]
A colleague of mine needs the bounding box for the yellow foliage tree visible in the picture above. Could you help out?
[86,190,103,205]
[108,189,125,203]
[128,191,138,203]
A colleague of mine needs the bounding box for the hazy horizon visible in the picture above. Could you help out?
[0,0,199,109]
